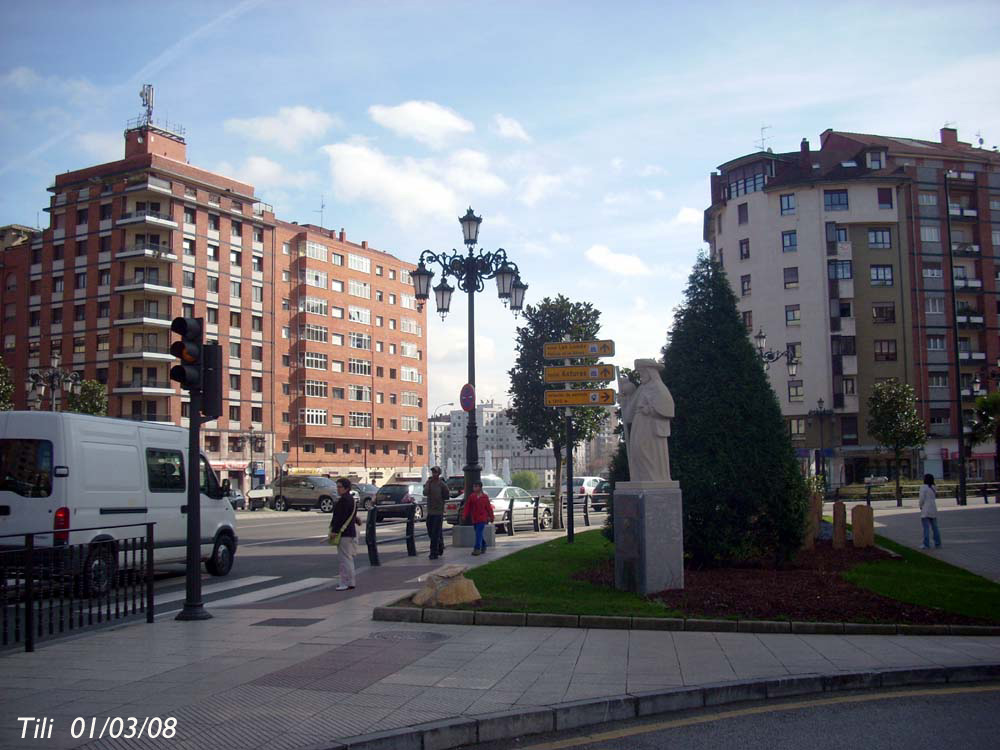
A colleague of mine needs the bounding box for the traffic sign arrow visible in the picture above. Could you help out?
[543,339,616,359]
[543,364,616,383]
[544,388,616,407]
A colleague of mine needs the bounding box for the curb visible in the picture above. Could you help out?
[371,606,1000,636]
[316,663,1000,750]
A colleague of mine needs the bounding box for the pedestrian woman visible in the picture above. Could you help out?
[919,473,942,550]
[461,480,494,556]
[330,478,359,590]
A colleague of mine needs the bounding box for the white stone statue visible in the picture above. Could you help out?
[620,358,675,483]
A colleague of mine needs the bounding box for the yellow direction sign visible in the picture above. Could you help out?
[543,340,615,359]
[544,389,616,407]
[543,364,615,383]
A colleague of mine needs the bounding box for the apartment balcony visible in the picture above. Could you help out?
[124,176,174,196]
[113,379,176,395]
[952,242,981,256]
[961,386,988,401]
[116,210,178,229]
[116,242,178,261]
[954,277,983,291]
[113,311,173,328]
[948,206,978,219]
[958,351,987,362]
[113,345,173,362]
[928,423,951,438]
[114,275,177,295]
[956,311,985,327]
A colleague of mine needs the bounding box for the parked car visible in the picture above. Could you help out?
[246,482,272,511]
[572,476,603,504]
[592,479,612,512]
[270,475,340,513]
[445,484,553,530]
[446,473,505,498]
[374,482,426,521]
[227,488,246,511]
[353,482,380,511]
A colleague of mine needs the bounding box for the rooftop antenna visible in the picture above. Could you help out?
[314,195,326,228]
[975,130,984,148]
[755,124,772,152]
[140,84,154,124]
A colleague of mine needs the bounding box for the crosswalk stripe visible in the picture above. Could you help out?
[157,575,279,605]
[209,577,334,607]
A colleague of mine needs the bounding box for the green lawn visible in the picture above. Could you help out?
[462,530,677,617]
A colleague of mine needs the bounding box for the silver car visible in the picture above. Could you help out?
[446,485,553,530]
[271,475,340,513]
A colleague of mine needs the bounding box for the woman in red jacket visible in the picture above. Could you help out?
[461,481,494,556]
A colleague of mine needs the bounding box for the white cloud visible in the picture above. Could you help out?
[671,206,702,226]
[611,157,625,172]
[519,173,563,207]
[224,106,339,150]
[603,192,631,206]
[322,141,458,226]
[584,244,650,276]
[75,131,121,162]
[522,240,551,257]
[443,150,507,195]
[549,231,570,244]
[369,100,473,149]
[493,114,531,142]
[0,66,98,103]
[216,155,316,190]
[638,164,666,177]
[647,189,666,201]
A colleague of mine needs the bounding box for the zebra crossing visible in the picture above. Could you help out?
[154,575,336,617]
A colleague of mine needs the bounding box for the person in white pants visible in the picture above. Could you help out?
[330,478,359,590]
[918,473,942,550]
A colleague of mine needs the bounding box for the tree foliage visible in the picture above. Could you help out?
[971,392,1000,481]
[510,470,540,491]
[0,356,13,411]
[507,295,608,528]
[65,380,108,416]
[662,254,807,566]
[867,380,926,501]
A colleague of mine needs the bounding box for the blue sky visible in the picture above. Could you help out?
[2,0,999,413]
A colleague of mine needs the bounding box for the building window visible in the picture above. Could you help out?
[842,377,856,395]
[349,280,371,299]
[828,260,853,279]
[925,296,945,314]
[787,380,804,402]
[868,228,891,249]
[783,267,799,289]
[97,301,110,318]
[229,374,240,390]
[872,302,895,323]
[789,417,806,438]
[183,271,195,288]
[785,304,801,325]
[929,373,948,388]
[348,306,371,324]
[918,192,938,207]
[300,408,327,426]
[739,238,750,260]
[920,225,941,242]
[348,358,371,376]
[824,189,849,211]
[927,335,946,351]
[303,352,328,370]
[231,221,242,238]
[252,285,263,303]
[740,274,751,297]
[348,254,371,273]
[841,416,859,446]
[923,263,943,279]
[877,187,893,209]
[780,194,795,215]
[349,332,371,350]
[349,385,372,402]
[874,339,897,361]
[229,341,241,358]
[230,280,242,297]
[787,342,802,362]
[252,255,263,272]
[737,203,748,224]
[349,412,373,428]
[781,230,797,252]
[230,311,241,329]
[230,250,242,267]
[870,265,893,286]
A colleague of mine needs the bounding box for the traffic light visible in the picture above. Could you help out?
[169,317,203,390]
[201,343,222,419]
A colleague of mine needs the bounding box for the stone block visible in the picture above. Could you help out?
[413,572,481,608]
[765,675,825,698]
[703,680,768,706]
[832,501,847,549]
[476,708,554,743]
[896,624,950,636]
[851,505,875,548]
[422,608,475,625]
[452,523,496,549]
[791,621,844,634]
[843,622,897,635]
[684,618,738,632]
[525,612,579,628]
[615,483,684,595]
[879,667,947,687]
[949,624,1000,636]
[372,606,422,623]
[474,611,526,627]
[340,728,420,750]
[823,671,880,692]
[738,620,791,634]
[947,664,1000,683]
[419,718,478,750]
[579,615,631,630]
[631,617,685,630]
[553,696,636,731]
[634,687,704,717]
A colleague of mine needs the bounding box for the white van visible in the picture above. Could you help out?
[0,411,238,591]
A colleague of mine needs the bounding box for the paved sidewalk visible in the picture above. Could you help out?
[2,515,999,750]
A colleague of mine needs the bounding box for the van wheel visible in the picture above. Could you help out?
[206,535,235,576]
[274,497,288,512]
[319,496,335,513]
[84,543,118,596]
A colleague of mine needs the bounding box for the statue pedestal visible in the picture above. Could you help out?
[451,523,496,548]
[614,480,684,594]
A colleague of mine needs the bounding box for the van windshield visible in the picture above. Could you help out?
[0,439,54,498]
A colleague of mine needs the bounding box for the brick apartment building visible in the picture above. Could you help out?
[0,116,427,489]
[704,127,1000,485]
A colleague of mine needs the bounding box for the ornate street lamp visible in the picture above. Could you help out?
[25,352,82,411]
[753,328,798,375]
[808,398,835,490]
[412,207,528,504]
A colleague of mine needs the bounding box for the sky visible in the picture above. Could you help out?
[2,0,999,415]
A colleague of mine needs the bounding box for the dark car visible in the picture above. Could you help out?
[270,475,340,513]
[374,482,426,521]
[592,480,612,511]
[354,482,380,511]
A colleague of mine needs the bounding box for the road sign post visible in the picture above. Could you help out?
[542,340,615,359]
[543,364,615,383]
[544,389,616,407]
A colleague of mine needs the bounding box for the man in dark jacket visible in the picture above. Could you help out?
[331,478,358,590]
[423,466,448,559]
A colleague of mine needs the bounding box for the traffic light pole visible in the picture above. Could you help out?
[176,386,211,621]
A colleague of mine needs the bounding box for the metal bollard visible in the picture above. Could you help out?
[405,505,417,556]
[24,533,35,653]
[582,493,590,527]
[506,497,515,536]
[532,496,540,532]
[366,507,380,566]
[866,485,872,507]
[145,523,155,623]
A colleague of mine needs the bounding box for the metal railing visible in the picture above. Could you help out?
[365,505,426,566]
[0,523,155,653]
[825,481,1000,507]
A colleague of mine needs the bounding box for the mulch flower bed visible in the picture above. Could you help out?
[572,540,989,625]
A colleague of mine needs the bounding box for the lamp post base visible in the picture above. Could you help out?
[175,604,212,621]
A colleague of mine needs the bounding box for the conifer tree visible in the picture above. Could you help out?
[662,254,806,566]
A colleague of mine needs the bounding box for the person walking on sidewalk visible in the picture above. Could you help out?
[424,466,448,560]
[330,478,360,590]
[919,473,942,550]
[461,480,494,556]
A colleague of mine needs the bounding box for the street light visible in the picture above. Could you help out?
[943,170,967,505]
[808,398,835,490]
[25,352,82,411]
[412,207,527,504]
[233,429,266,489]
[753,328,799,376]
